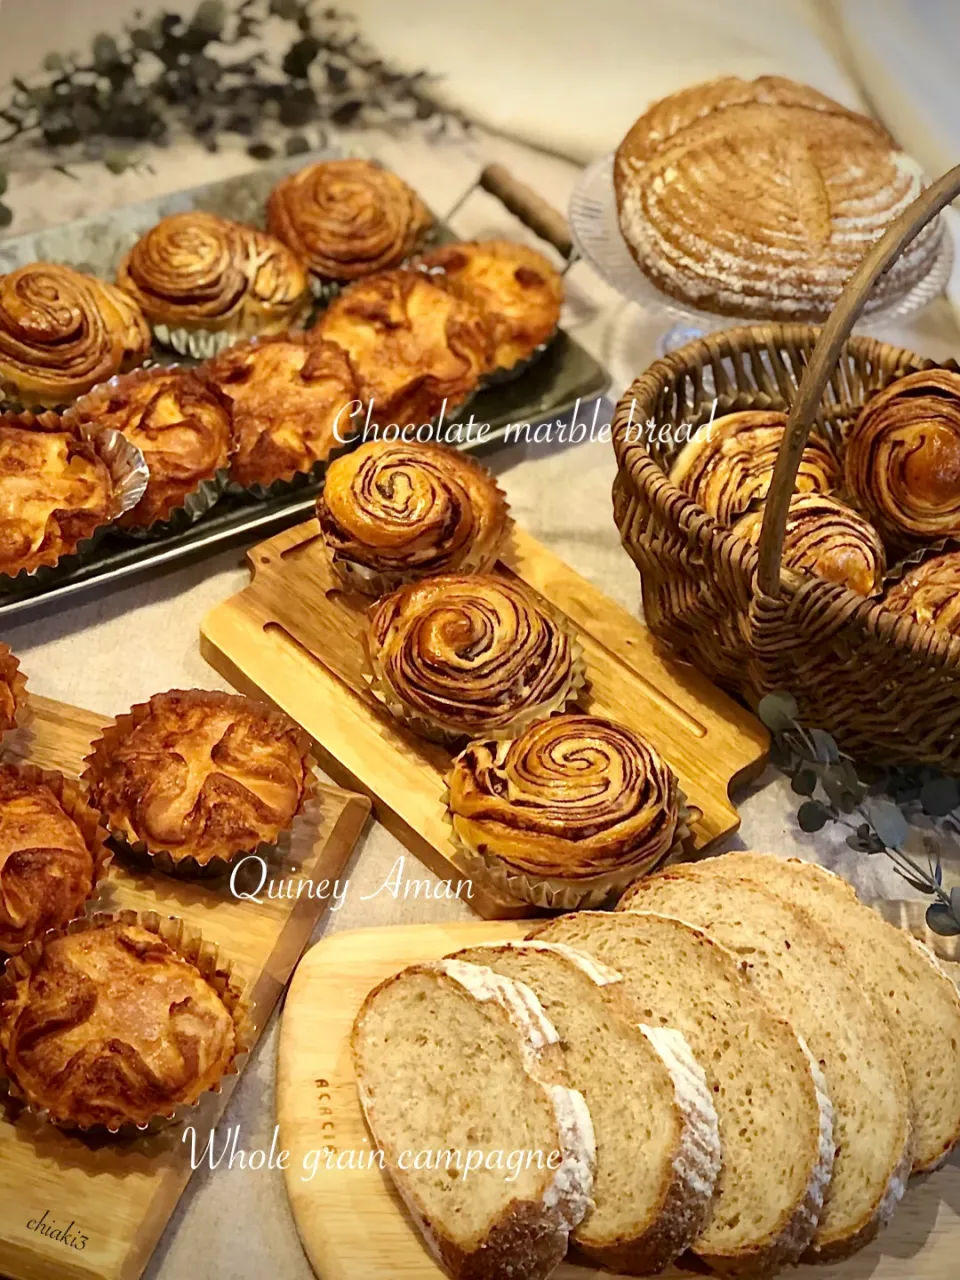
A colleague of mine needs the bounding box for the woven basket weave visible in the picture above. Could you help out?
[611,165,960,768]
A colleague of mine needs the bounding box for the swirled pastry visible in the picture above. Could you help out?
[0,643,25,737]
[267,158,432,282]
[84,690,312,869]
[0,412,115,576]
[201,336,358,489]
[367,574,582,741]
[0,764,108,956]
[317,440,509,593]
[615,76,941,320]
[418,239,562,371]
[883,552,960,636]
[315,269,492,426]
[67,367,232,528]
[0,919,240,1129]
[733,493,885,595]
[0,263,150,406]
[116,211,309,341]
[845,369,960,548]
[670,409,839,525]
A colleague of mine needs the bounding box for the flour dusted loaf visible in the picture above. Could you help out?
[351,959,595,1280]
[619,866,912,1261]
[531,911,833,1277]
[450,940,720,1273]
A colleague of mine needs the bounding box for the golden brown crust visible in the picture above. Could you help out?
[0,410,116,576]
[314,269,492,426]
[66,366,233,528]
[116,212,309,337]
[83,689,311,867]
[267,159,432,282]
[417,240,562,371]
[0,643,26,737]
[95,278,153,369]
[201,335,358,489]
[883,550,960,635]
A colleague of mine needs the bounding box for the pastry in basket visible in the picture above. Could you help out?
[66,366,233,530]
[82,689,313,874]
[614,75,941,320]
[267,158,432,284]
[845,369,960,548]
[0,262,150,407]
[0,915,245,1131]
[447,714,681,908]
[417,239,562,373]
[317,439,509,594]
[201,335,357,490]
[732,493,885,595]
[0,643,26,737]
[366,574,583,742]
[883,550,960,636]
[313,269,492,426]
[670,408,839,524]
[116,211,310,355]
[0,763,110,957]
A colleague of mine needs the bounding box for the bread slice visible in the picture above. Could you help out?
[352,960,596,1280]
[530,911,834,1278]
[619,865,912,1261]
[655,852,960,1172]
[450,940,721,1274]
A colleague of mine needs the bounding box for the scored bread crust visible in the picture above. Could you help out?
[352,960,595,1280]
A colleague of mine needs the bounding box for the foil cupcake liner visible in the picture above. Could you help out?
[80,691,319,880]
[479,330,558,389]
[152,323,245,360]
[880,535,960,589]
[0,642,30,740]
[0,908,250,1136]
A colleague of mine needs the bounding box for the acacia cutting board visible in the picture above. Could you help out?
[276,919,960,1280]
[201,520,769,918]
[0,694,371,1280]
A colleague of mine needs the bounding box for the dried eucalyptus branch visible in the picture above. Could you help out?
[758,691,960,937]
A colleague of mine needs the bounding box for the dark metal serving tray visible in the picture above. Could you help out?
[0,150,609,621]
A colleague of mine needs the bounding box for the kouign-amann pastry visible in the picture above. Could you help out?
[0,263,150,407]
[317,439,509,594]
[615,75,941,320]
[0,916,242,1130]
[367,574,582,742]
[733,493,886,595]
[267,158,432,283]
[884,550,960,635]
[845,369,960,548]
[66,366,233,529]
[201,335,357,490]
[315,269,492,426]
[83,689,312,871]
[116,211,310,350]
[0,642,26,737]
[670,408,839,524]
[0,763,110,956]
[418,239,562,372]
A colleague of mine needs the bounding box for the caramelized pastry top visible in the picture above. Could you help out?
[267,158,432,281]
[0,921,237,1129]
[418,239,562,370]
[202,336,358,489]
[315,269,492,426]
[0,643,24,737]
[883,551,960,637]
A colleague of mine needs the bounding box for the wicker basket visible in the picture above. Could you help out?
[612,165,960,768]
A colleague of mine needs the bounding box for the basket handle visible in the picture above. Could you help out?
[478,163,574,259]
[756,163,960,597]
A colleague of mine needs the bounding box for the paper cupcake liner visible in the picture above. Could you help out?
[80,692,319,879]
[879,534,960,589]
[0,642,30,740]
[480,330,558,389]
[0,908,250,1136]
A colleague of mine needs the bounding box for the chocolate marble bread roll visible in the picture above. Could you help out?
[883,550,960,636]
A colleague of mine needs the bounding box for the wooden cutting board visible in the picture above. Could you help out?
[201,520,769,918]
[277,919,960,1280]
[0,694,371,1280]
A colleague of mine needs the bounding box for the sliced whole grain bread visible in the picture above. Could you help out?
[619,866,912,1261]
[530,911,834,1278]
[450,939,721,1274]
[352,959,596,1280]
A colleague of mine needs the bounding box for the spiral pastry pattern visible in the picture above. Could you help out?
[367,574,582,741]
[267,159,432,282]
[883,551,960,637]
[318,440,509,593]
[670,409,839,525]
[448,714,679,879]
[733,493,885,596]
[844,369,960,548]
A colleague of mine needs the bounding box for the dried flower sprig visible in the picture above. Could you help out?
[758,691,960,937]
